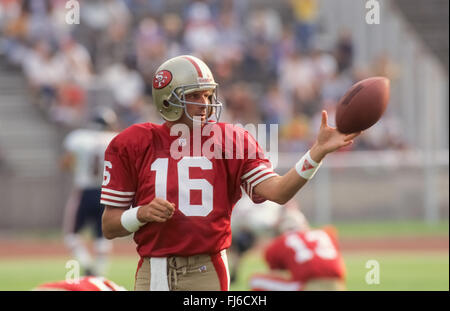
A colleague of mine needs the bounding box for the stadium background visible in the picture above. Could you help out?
[0,0,448,291]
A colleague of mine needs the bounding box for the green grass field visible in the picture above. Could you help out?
[0,251,447,291]
[0,221,448,291]
[231,251,449,291]
[332,220,449,238]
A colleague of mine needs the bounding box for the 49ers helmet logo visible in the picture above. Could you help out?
[153,70,172,89]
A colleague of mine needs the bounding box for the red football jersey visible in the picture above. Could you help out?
[35,276,126,291]
[264,227,346,282]
[100,122,276,257]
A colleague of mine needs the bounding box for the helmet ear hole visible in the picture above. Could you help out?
[162,100,170,108]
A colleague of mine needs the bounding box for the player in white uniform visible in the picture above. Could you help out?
[61,108,118,276]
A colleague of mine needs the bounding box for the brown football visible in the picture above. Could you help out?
[335,77,390,134]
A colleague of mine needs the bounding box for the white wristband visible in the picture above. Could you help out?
[295,150,322,180]
[120,206,145,233]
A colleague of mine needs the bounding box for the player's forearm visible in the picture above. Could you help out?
[254,145,327,205]
[255,169,308,205]
[309,143,328,163]
[102,206,134,239]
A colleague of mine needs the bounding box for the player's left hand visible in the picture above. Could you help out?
[310,110,361,162]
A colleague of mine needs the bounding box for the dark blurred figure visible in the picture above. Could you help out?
[229,227,256,283]
[334,30,353,74]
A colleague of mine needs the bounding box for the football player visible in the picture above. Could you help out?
[61,107,118,276]
[249,202,346,291]
[33,276,126,291]
[100,55,360,291]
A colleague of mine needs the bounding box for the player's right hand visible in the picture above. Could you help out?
[310,111,362,162]
[137,198,175,223]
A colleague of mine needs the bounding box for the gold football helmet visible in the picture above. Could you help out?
[152,55,223,122]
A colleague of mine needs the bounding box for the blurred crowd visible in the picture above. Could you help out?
[0,0,406,152]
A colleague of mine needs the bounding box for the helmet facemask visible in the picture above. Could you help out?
[166,83,223,124]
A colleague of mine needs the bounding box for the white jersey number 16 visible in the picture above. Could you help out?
[151,157,213,217]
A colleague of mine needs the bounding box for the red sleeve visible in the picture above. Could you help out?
[100,128,139,208]
[236,127,278,203]
[321,225,341,250]
[264,237,285,270]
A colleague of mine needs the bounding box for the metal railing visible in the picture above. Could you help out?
[276,149,449,224]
